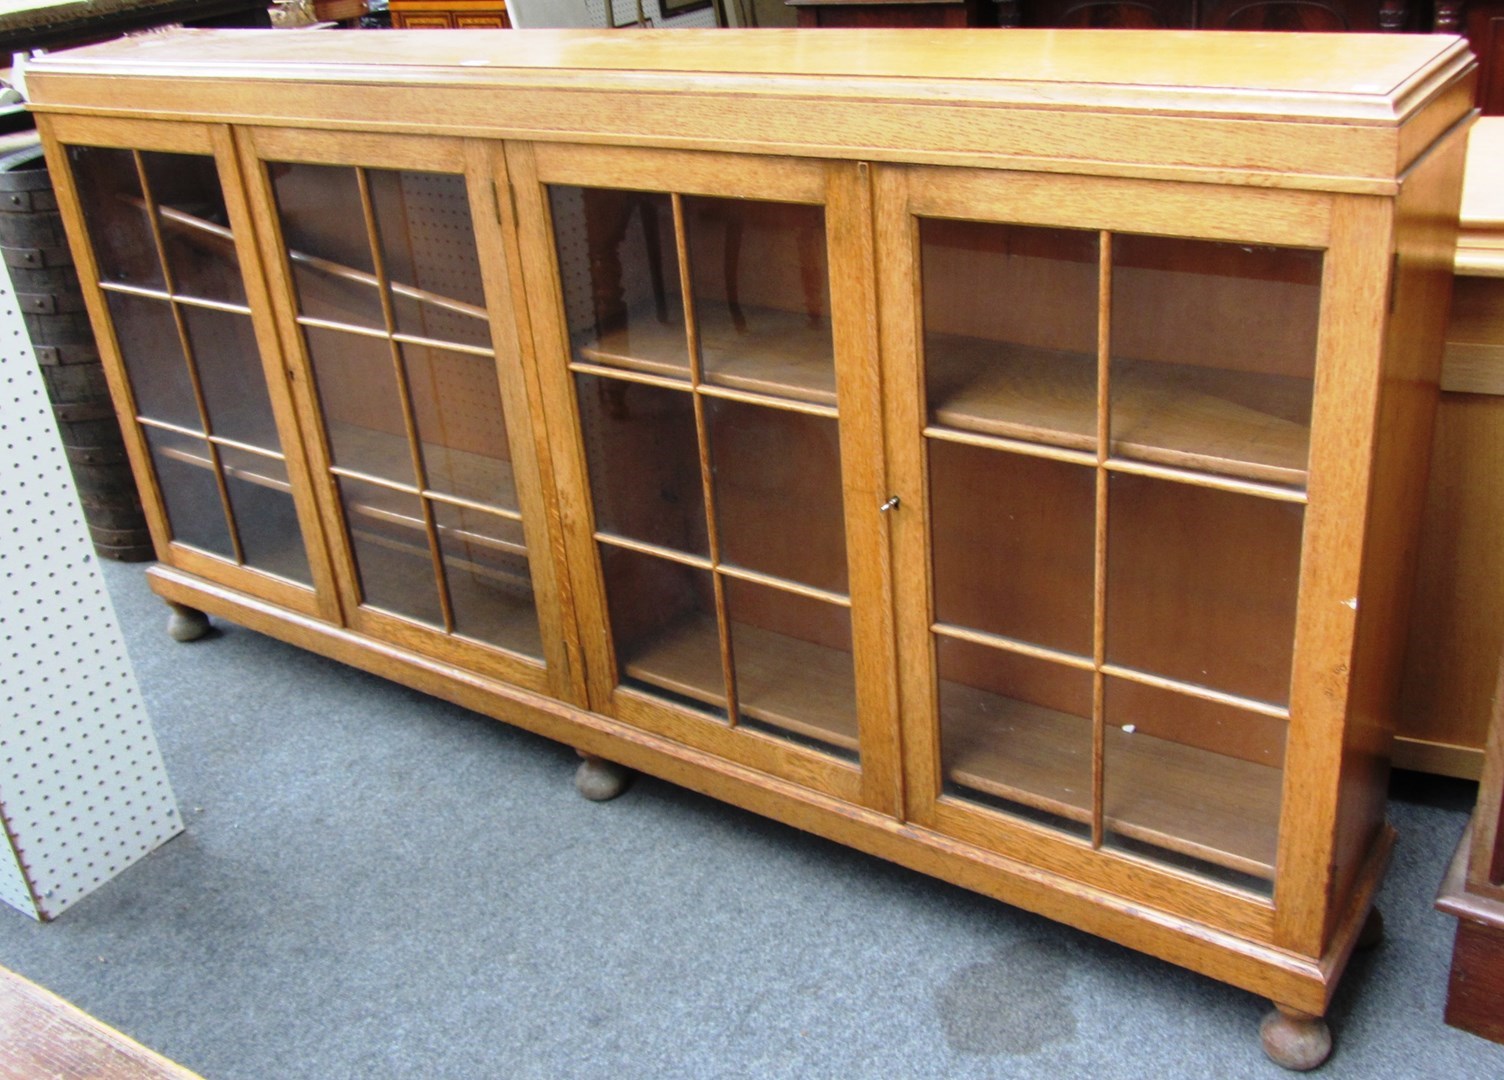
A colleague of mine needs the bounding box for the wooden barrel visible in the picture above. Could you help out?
[2,140,153,561]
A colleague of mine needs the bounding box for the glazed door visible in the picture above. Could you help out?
[39,115,335,618]
[511,144,897,812]
[238,130,576,700]
[876,164,1352,939]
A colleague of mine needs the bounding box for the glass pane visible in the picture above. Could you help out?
[576,374,707,557]
[708,397,846,594]
[922,220,1098,448]
[66,145,163,291]
[435,502,542,659]
[106,292,198,429]
[404,341,516,509]
[601,544,725,718]
[549,186,686,379]
[143,427,232,557]
[338,476,442,627]
[683,196,834,406]
[183,305,278,450]
[369,169,491,350]
[270,162,384,330]
[1103,676,1285,895]
[1106,473,1302,706]
[141,150,246,306]
[304,326,412,486]
[1110,236,1321,486]
[724,576,857,760]
[220,447,311,586]
[938,636,1092,839]
[929,441,1093,656]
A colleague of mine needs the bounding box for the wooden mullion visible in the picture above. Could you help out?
[922,423,1097,468]
[715,564,850,608]
[356,166,456,635]
[99,280,253,318]
[594,532,715,572]
[1099,664,1292,721]
[1103,458,1310,505]
[673,192,741,729]
[932,622,1094,672]
[1092,229,1112,851]
[692,381,838,420]
[135,149,246,566]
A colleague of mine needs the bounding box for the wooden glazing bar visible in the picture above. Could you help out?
[137,415,215,441]
[1103,457,1310,504]
[356,165,456,635]
[568,359,692,393]
[426,488,525,523]
[295,314,498,360]
[146,197,489,321]
[1100,663,1292,720]
[157,444,294,495]
[1092,229,1111,850]
[593,531,716,571]
[675,191,742,730]
[99,280,254,317]
[208,433,288,461]
[693,380,840,420]
[922,424,1098,468]
[932,621,1093,671]
[135,149,245,566]
[717,564,852,609]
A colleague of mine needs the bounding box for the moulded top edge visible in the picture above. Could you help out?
[24,28,1474,126]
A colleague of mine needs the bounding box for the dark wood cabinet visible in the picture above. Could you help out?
[788,0,995,26]
[1452,0,1504,112]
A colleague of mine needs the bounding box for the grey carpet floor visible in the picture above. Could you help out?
[0,560,1501,1079]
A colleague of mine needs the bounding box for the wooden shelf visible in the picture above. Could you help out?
[623,612,860,753]
[350,531,541,655]
[927,336,1312,487]
[158,441,291,494]
[942,680,1280,879]
[578,303,837,408]
[942,681,1093,822]
[328,423,519,511]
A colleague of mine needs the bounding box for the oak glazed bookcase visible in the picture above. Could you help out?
[27,29,1475,1068]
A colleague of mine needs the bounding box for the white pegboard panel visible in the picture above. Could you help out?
[0,249,183,920]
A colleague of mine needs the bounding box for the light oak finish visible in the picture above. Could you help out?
[28,30,1474,1064]
[0,964,202,1080]
[1394,116,1504,778]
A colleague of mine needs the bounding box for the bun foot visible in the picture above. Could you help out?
[575,753,631,802]
[1356,907,1384,952]
[1260,1005,1332,1071]
[165,601,211,642]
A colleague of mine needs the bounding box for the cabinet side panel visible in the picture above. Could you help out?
[1330,118,1473,943]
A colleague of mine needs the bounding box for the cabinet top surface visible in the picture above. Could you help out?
[1463,118,1504,229]
[1459,117,1504,276]
[26,27,1468,122]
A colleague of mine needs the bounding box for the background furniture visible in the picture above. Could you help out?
[1397,117,1504,778]
[390,0,512,27]
[28,29,1474,1067]
[0,0,270,56]
[1432,118,1504,1043]
[1444,0,1504,113]
[1436,650,1504,1043]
